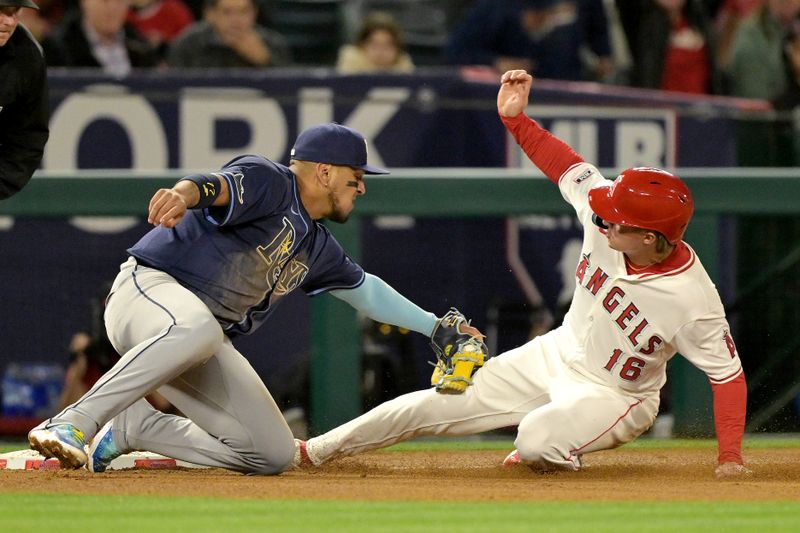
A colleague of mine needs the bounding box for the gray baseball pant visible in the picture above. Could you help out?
[47,257,295,474]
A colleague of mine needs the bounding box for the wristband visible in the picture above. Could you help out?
[180,173,222,209]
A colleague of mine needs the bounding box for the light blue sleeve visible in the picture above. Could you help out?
[329,273,437,336]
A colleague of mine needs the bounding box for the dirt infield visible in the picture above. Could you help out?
[2,447,799,501]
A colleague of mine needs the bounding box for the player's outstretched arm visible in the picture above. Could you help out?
[497,70,533,118]
[329,273,438,335]
[497,70,583,183]
[676,321,752,479]
[711,373,752,479]
[330,274,485,339]
[148,175,230,228]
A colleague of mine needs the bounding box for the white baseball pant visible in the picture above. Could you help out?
[308,327,659,470]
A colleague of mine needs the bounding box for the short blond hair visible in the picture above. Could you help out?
[622,225,671,253]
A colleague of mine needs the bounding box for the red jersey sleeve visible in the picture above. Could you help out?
[711,372,747,464]
[500,113,584,184]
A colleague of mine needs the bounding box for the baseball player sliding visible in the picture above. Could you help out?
[292,71,750,479]
[28,123,481,474]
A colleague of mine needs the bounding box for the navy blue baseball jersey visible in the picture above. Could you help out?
[128,154,365,336]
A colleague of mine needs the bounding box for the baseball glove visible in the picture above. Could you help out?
[429,308,488,394]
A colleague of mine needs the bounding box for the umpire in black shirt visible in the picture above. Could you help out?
[0,0,48,201]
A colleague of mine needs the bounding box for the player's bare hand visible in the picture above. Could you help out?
[220,29,270,66]
[148,188,190,228]
[497,70,533,118]
[715,462,753,480]
[459,323,485,341]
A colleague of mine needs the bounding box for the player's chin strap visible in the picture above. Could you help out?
[592,214,608,230]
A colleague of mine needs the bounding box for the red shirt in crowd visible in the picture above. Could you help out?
[127,0,194,45]
[661,16,710,94]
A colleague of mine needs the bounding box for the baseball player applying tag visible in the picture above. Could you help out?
[28,123,482,475]
[292,71,750,479]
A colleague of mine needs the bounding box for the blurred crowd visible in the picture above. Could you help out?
[15,0,800,106]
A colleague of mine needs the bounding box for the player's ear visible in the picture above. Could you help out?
[315,163,332,187]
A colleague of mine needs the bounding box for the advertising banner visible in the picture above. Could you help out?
[44,70,741,172]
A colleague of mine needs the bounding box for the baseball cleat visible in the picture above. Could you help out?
[87,421,122,473]
[291,439,316,469]
[502,449,521,466]
[28,423,88,469]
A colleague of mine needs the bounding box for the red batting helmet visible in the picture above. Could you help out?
[587,167,694,244]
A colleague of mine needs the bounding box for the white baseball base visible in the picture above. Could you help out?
[0,449,208,470]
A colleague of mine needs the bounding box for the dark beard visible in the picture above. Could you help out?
[327,190,350,223]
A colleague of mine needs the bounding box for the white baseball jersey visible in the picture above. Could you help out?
[559,162,743,395]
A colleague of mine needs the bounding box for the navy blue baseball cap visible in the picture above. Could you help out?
[290,123,389,175]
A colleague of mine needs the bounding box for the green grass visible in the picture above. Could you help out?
[0,496,799,532]
[0,441,26,453]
